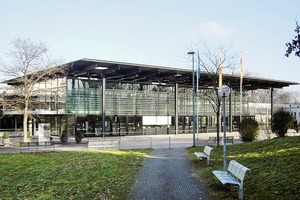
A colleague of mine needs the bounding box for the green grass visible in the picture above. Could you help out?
[187,136,300,199]
[0,149,151,200]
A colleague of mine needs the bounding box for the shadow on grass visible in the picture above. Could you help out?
[187,136,300,200]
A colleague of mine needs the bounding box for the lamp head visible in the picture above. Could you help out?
[187,51,195,55]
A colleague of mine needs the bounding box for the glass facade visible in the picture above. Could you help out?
[0,76,272,136]
[66,78,221,117]
[65,78,230,135]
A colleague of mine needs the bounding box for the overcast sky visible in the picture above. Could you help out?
[1,0,300,90]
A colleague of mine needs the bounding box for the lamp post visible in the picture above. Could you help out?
[218,85,231,171]
[188,51,196,147]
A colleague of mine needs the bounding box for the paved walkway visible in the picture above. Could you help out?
[130,148,213,200]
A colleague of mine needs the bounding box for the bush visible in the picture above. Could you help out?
[60,130,68,143]
[3,132,10,139]
[271,108,294,137]
[240,117,259,142]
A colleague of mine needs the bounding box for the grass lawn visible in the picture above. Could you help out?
[0,149,151,200]
[187,136,300,200]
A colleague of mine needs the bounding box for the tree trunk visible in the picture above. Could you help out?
[23,95,30,142]
[23,110,28,142]
[216,98,221,147]
[216,107,220,147]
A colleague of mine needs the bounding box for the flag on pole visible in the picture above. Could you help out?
[197,51,201,80]
[196,50,200,140]
[218,49,223,87]
[240,55,244,85]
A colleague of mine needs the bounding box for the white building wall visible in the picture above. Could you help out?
[282,104,300,124]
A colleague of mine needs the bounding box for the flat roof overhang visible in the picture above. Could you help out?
[5,58,299,90]
[67,58,299,90]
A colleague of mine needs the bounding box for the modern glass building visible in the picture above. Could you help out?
[1,59,297,137]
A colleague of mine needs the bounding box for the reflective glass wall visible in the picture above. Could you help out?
[65,78,222,135]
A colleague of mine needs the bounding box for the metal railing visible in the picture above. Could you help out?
[86,135,203,150]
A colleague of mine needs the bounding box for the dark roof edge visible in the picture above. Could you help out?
[79,58,299,86]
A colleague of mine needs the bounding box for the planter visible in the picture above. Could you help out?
[75,130,84,144]
[75,136,82,144]
[3,138,10,147]
[60,136,68,144]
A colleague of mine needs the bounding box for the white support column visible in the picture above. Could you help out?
[102,77,106,135]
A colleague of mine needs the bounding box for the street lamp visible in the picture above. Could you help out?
[188,51,196,147]
[218,85,231,171]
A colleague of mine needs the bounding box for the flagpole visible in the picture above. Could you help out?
[197,71,199,140]
[196,51,200,140]
[218,48,223,88]
[218,49,222,144]
[188,51,196,147]
[240,55,243,123]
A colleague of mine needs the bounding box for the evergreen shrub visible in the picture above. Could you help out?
[271,109,294,137]
[240,117,259,142]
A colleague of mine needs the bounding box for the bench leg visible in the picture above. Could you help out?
[207,157,210,166]
[239,185,244,200]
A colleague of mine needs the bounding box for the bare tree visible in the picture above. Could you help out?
[239,88,299,137]
[256,89,299,104]
[247,89,270,103]
[1,38,66,141]
[276,90,300,104]
[288,91,300,103]
[197,44,238,146]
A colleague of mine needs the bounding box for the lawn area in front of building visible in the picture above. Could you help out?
[187,136,300,199]
[0,149,151,199]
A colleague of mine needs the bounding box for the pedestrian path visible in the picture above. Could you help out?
[130,148,213,200]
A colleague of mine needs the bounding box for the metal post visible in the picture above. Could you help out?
[175,83,179,135]
[188,51,196,147]
[229,91,232,133]
[192,56,196,147]
[196,87,199,140]
[240,77,243,124]
[223,94,227,171]
[219,85,230,171]
[270,88,274,123]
